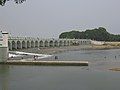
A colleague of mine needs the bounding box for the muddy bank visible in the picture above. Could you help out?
[109,68,120,71]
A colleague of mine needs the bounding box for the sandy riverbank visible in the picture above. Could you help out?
[109,68,120,71]
[18,45,120,55]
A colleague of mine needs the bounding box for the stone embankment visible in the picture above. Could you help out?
[0,60,89,66]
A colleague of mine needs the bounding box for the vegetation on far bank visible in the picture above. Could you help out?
[0,0,25,6]
[59,27,120,41]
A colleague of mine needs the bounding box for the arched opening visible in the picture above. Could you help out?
[8,41,12,50]
[27,41,30,48]
[17,41,21,49]
[54,41,58,47]
[39,41,43,47]
[35,41,38,47]
[49,40,53,47]
[64,41,66,46]
[44,41,48,47]
[31,41,34,48]
[59,41,62,46]
[12,41,16,50]
[22,41,26,49]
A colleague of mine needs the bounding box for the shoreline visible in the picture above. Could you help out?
[0,60,88,66]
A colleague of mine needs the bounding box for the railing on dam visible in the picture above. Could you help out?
[7,37,92,50]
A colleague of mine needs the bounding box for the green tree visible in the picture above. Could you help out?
[0,0,26,6]
[59,27,120,41]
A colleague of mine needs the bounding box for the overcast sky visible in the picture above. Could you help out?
[0,0,120,38]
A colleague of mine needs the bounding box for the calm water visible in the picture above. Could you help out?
[1,49,120,90]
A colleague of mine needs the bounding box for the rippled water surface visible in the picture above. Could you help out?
[1,49,120,90]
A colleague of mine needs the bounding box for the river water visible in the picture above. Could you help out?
[1,49,120,90]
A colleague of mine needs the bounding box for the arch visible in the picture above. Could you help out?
[35,41,38,47]
[31,41,34,48]
[64,41,67,46]
[59,41,63,46]
[22,41,26,49]
[8,41,12,50]
[44,40,48,47]
[49,40,53,47]
[27,41,30,48]
[17,41,21,49]
[54,40,58,47]
[12,41,16,50]
[39,40,43,47]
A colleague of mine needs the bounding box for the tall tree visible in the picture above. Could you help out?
[0,0,26,6]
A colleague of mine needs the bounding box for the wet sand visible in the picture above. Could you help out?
[109,68,120,71]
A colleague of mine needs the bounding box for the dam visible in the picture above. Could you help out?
[8,37,91,50]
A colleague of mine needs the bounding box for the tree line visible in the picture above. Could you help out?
[59,27,120,41]
[0,0,25,6]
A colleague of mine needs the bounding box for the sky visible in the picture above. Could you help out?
[0,0,120,38]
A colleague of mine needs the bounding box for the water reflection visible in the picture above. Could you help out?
[0,65,10,90]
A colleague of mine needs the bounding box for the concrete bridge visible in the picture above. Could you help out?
[8,37,91,50]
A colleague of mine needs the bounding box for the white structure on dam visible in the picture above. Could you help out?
[8,37,91,50]
[0,31,9,61]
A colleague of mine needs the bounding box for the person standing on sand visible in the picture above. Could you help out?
[21,57,23,59]
[33,55,36,60]
[55,56,58,59]
[104,56,106,59]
